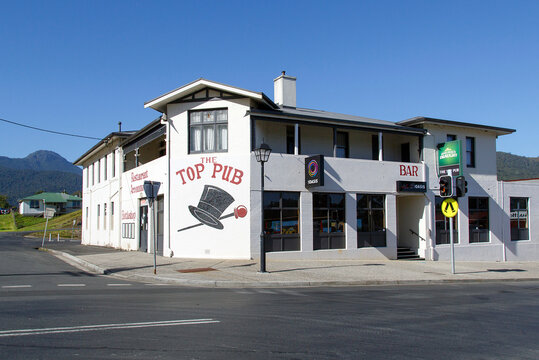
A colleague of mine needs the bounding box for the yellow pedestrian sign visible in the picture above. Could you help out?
[441,198,458,218]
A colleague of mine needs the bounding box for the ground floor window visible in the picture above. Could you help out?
[30,200,39,209]
[357,194,386,247]
[313,193,345,250]
[510,197,529,241]
[435,196,459,244]
[469,197,489,243]
[263,192,300,252]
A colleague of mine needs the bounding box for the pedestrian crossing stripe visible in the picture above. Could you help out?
[441,198,458,218]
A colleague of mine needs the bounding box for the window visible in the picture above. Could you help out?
[112,150,116,178]
[313,193,345,250]
[104,155,107,181]
[335,131,349,158]
[466,137,475,168]
[435,196,458,244]
[264,192,300,252]
[97,159,101,183]
[357,194,386,247]
[372,134,379,160]
[286,126,295,154]
[91,163,95,186]
[510,197,529,241]
[111,202,114,230]
[97,204,100,229]
[30,200,40,209]
[85,207,88,230]
[86,167,89,188]
[103,203,107,230]
[189,109,228,153]
[401,143,410,162]
[447,134,457,142]
[469,197,489,243]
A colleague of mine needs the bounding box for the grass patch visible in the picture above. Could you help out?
[0,214,16,231]
[13,213,46,229]
[19,210,82,232]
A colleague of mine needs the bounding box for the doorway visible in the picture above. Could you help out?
[139,205,148,252]
[396,195,426,259]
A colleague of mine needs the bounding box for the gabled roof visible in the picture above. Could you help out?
[21,192,81,203]
[248,107,426,135]
[144,78,279,113]
[398,116,515,136]
[73,131,135,166]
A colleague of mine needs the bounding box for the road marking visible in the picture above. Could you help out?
[106,283,132,287]
[144,283,169,286]
[1,285,32,289]
[0,319,220,338]
[57,284,86,287]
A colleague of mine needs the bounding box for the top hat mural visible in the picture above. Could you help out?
[188,185,235,230]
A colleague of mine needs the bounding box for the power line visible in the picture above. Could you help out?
[0,117,101,140]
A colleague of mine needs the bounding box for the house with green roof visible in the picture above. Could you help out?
[18,192,82,217]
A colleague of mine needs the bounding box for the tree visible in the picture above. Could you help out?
[0,194,10,209]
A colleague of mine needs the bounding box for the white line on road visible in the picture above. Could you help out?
[57,284,86,287]
[0,319,220,338]
[1,285,32,289]
[106,283,132,287]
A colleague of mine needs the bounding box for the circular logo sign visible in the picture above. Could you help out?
[308,159,318,177]
[441,198,459,218]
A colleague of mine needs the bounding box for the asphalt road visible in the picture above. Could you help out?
[1,233,538,359]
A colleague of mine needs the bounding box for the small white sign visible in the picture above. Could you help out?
[44,208,56,219]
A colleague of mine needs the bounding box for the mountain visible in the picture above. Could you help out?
[0,151,82,206]
[497,152,539,181]
[0,150,82,175]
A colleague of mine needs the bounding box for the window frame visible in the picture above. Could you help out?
[357,194,387,248]
[313,192,346,250]
[188,108,228,154]
[263,191,300,252]
[335,131,349,158]
[469,196,489,243]
[510,197,529,241]
[466,136,475,168]
[434,196,459,245]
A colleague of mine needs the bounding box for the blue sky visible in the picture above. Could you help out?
[1,0,538,162]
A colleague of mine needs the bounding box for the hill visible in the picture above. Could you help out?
[497,152,539,180]
[0,150,81,175]
[0,151,82,206]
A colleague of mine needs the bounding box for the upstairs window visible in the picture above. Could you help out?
[335,131,349,158]
[466,137,475,168]
[447,134,457,142]
[189,109,228,153]
[104,155,107,181]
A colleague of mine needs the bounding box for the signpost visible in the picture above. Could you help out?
[441,198,458,274]
[41,206,56,248]
[143,180,161,275]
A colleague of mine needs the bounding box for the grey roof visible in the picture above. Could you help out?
[249,106,426,134]
[398,116,515,135]
[73,131,136,166]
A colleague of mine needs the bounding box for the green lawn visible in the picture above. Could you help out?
[0,210,82,239]
[0,214,16,231]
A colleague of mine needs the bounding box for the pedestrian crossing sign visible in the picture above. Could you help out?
[441,198,458,218]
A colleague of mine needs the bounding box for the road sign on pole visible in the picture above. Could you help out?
[143,181,161,274]
[441,198,459,274]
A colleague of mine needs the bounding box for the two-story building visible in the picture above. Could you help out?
[74,73,538,261]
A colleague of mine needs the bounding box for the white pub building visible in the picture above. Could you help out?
[74,73,539,262]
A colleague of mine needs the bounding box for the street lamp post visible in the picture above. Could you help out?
[254,143,272,273]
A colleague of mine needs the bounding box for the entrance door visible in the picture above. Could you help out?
[396,195,426,259]
[156,196,164,256]
[139,205,148,252]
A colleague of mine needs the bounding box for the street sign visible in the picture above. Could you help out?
[143,181,161,201]
[44,208,55,219]
[396,181,427,193]
[441,198,458,218]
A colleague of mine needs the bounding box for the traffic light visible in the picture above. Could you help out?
[439,175,452,197]
[455,175,468,197]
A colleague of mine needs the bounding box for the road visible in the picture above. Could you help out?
[0,233,538,359]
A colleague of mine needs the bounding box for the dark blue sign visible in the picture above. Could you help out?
[305,155,324,188]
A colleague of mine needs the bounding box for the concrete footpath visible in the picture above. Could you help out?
[41,241,539,288]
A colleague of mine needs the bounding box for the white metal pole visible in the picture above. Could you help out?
[41,217,49,248]
[450,216,455,274]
